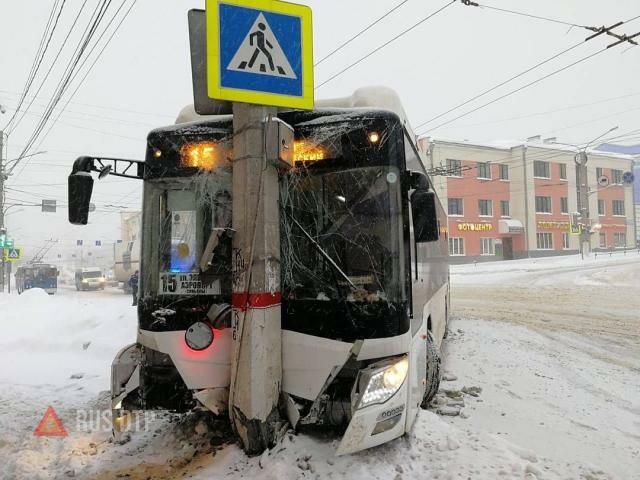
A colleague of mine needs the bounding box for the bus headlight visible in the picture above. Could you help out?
[184,321,214,351]
[358,356,408,409]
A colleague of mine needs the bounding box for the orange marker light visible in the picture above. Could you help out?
[180,142,225,170]
[293,140,326,163]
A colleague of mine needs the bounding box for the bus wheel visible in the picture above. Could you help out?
[420,331,441,408]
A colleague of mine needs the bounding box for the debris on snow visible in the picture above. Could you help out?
[436,406,461,416]
[442,372,458,381]
[462,385,482,397]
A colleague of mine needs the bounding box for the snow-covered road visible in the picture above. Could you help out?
[0,255,638,479]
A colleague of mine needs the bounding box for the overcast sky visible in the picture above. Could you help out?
[1,0,639,262]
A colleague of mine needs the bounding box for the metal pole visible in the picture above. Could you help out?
[522,145,531,257]
[575,151,589,259]
[229,103,282,455]
[1,130,5,292]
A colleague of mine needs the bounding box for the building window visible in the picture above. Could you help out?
[448,198,464,216]
[596,167,603,179]
[449,237,465,256]
[597,199,604,216]
[499,164,509,180]
[446,159,462,177]
[480,237,495,255]
[477,162,491,179]
[560,197,569,214]
[612,200,625,216]
[559,163,567,180]
[500,200,510,217]
[535,196,552,214]
[562,233,570,249]
[599,232,607,248]
[611,169,623,185]
[478,199,493,216]
[614,232,627,247]
[536,232,553,250]
[534,161,550,178]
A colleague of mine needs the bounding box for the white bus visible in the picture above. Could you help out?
[68,92,450,455]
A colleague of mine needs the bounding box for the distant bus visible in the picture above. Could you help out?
[15,264,58,295]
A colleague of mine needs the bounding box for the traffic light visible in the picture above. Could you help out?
[570,213,581,235]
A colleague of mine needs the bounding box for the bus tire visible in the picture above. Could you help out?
[420,331,441,408]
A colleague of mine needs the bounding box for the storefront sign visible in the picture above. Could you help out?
[457,223,493,232]
[537,221,569,230]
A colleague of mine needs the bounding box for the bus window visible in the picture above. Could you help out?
[166,190,198,273]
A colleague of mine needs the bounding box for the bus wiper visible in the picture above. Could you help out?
[285,209,357,292]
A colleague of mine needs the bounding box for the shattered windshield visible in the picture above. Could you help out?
[281,165,405,303]
[143,170,232,298]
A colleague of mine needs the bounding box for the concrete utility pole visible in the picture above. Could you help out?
[229,103,283,454]
[575,151,590,259]
[1,130,6,292]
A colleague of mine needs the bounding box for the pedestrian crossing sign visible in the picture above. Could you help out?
[207,0,313,109]
[2,247,21,262]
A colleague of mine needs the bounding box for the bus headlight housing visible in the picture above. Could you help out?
[357,356,408,409]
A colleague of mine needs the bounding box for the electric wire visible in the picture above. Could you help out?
[12,0,137,180]
[418,47,608,136]
[2,0,64,131]
[414,40,587,131]
[29,0,140,172]
[7,0,91,135]
[10,0,115,173]
[314,0,410,67]
[315,0,456,89]
[473,2,585,28]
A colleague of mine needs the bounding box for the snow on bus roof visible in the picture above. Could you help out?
[175,86,415,134]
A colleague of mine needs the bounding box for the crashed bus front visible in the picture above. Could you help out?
[71,105,449,455]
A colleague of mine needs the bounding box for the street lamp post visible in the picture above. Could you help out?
[555,127,619,259]
[551,127,619,259]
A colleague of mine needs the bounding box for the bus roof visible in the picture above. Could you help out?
[174,86,414,136]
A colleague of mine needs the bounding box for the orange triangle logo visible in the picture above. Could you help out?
[33,406,68,437]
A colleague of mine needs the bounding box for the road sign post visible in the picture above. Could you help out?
[206,0,312,455]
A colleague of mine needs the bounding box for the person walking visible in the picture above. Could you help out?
[129,270,139,306]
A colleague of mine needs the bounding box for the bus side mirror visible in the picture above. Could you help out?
[407,171,429,190]
[410,190,439,243]
[68,173,94,225]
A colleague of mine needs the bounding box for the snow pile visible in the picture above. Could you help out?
[451,253,640,287]
[0,287,136,390]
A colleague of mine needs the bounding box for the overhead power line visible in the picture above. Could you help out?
[440,91,640,130]
[2,0,65,131]
[416,14,640,135]
[315,0,456,89]
[8,0,91,135]
[11,0,138,180]
[417,47,609,135]
[414,40,586,131]
[465,1,586,29]
[30,0,140,169]
[10,0,116,172]
[314,0,410,67]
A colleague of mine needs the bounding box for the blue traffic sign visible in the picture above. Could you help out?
[207,0,314,109]
[622,171,634,184]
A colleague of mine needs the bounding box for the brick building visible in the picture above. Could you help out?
[418,137,636,262]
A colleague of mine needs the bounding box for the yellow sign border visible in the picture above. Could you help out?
[206,0,314,109]
[3,246,21,262]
